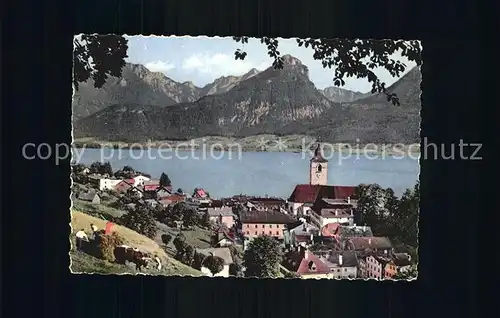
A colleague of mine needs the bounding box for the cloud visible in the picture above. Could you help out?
[181,53,270,78]
[145,60,176,73]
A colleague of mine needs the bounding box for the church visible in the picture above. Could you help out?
[287,143,357,217]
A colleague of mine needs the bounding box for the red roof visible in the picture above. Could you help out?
[144,184,160,191]
[196,189,207,197]
[124,178,135,185]
[166,194,185,203]
[284,251,331,275]
[288,185,356,203]
[321,223,340,237]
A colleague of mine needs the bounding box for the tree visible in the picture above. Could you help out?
[89,161,113,176]
[159,173,172,188]
[193,251,205,270]
[161,234,172,246]
[181,245,196,266]
[73,34,128,90]
[202,255,225,275]
[123,165,134,172]
[182,207,200,228]
[173,232,188,257]
[283,271,300,279]
[243,236,283,278]
[229,262,244,277]
[394,181,419,247]
[228,245,244,277]
[233,37,422,105]
[200,211,211,228]
[119,203,157,239]
[392,265,418,280]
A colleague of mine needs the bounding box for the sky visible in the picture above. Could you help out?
[125,36,418,93]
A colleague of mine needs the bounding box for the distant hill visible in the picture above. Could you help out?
[72,63,201,120]
[319,86,367,103]
[73,57,421,144]
[199,68,260,96]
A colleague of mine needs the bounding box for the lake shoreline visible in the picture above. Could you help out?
[72,136,421,156]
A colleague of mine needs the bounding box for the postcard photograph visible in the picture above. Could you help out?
[70,35,421,280]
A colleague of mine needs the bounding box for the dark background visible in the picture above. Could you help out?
[2,0,487,317]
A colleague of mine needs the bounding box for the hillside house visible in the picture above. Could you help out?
[211,228,238,247]
[193,188,208,199]
[114,179,135,193]
[132,175,150,186]
[143,180,160,192]
[98,178,122,191]
[196,248,234,278]
[384,253,412,279]
[240,209,297,239]
[156,187,173,200]
[282,247,333,279]
[207,206,235,228]
[158,194,185,207]
[78,191,101,204]
[309,198,355,228]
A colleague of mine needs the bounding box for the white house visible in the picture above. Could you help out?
[309,208,354,228]
[133,175,151,187]
[316,251,358,279]
[196,247,233,278]
[99,178,122,191]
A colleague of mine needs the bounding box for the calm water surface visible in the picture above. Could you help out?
[74,148,420,198]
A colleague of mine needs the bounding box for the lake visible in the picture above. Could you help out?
[73,148,420,198]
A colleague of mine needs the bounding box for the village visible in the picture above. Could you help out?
[70,143,418,279]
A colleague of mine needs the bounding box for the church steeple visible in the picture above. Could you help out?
[311,143,328,163]
[309,143,328,185]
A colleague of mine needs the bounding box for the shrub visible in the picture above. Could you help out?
[161,234,172,245]
[97,232,126,262]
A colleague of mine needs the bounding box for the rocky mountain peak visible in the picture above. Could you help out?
[281,54,303,66]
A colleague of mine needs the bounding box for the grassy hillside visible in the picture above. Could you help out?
[70,210,203,276]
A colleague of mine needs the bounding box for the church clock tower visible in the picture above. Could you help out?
[309,143,328,185]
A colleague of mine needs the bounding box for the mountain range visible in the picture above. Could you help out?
[73,54,421,144]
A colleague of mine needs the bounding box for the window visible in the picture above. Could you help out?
[246,231,249,235]
[255,225,258,228]
[262,224,265,228]
[276,231,279,235]
[269,231,272,235]
[317,164,322,172]
[262,231,265,235]
[269,225,273,228]
[246,224,249,228]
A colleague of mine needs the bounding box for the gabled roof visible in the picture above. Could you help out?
[321,223,341,237]
[348,237,393,251]
[207,206,234,217]
[240,210,296,224]
[288,185,356,203]
[327,250,358,267]
[282,250,331,275]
